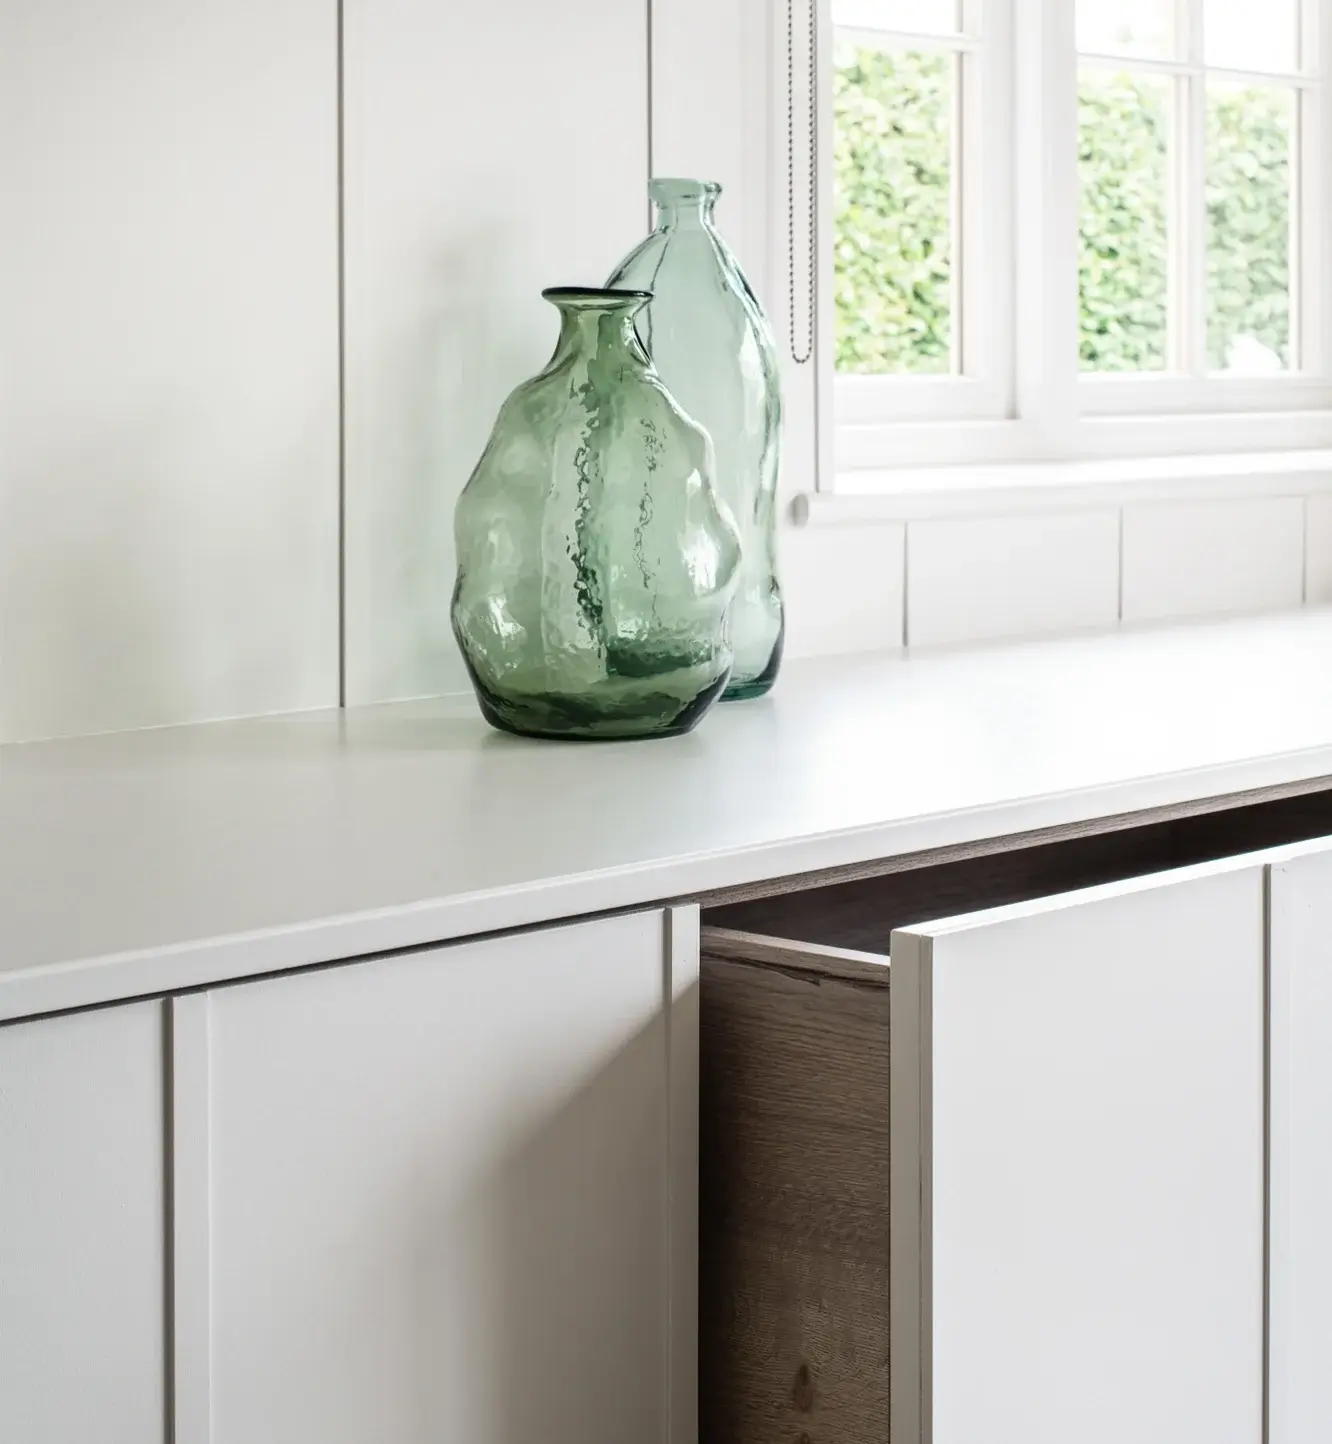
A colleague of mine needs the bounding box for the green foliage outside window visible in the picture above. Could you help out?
[834,46,952,375]
[1205,86,1291,371]
[834,46,1295,376]
[1077,70,1169,371]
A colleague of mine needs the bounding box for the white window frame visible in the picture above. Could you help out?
[833,0,1014,426]
[822,0,1332,478]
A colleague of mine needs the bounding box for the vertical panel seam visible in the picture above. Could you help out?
[1117,505,1126,623]
[646,0,654,224]
[920,939,934,1444]
[662,906,674,1444]
[163,1000,176,1444]
[336,0,348,708]
[664,906,700,1444]
[1263,865,1273,1444]
[168,995,213,1444]
[902,523,911,649]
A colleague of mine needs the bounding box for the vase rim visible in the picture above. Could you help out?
[542,286,652,310]
[649,177,722,203]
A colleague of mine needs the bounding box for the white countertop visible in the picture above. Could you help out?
[4,610,1332,1022]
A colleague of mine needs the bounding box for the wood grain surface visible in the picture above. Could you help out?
[699,943,891,1444]
[700,928,892,987]
[705,785,1332,951]
[696,787,1332,1444]
[695,776,1332,911]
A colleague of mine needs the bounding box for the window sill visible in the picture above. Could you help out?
[835,410,1332,472]
[795,449,1332,526]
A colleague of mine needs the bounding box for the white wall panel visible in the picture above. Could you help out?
[906,510,1120,649]
[343,0,649,705]
[651,0,772,301]
[0,0,340,741]
[783,520,905,656]
[1306,494,1332,605]
[1122,497,1305,624]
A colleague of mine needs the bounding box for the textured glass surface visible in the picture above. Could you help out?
[1079,69,1171,372]
[452,288,741,740]
[607,180,784,700]
[835,44,954,375]
[1207,83,1294,373]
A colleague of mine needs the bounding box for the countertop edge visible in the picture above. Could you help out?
[5,744,1331,1025]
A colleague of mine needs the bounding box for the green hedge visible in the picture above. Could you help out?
[834,47,1293,375]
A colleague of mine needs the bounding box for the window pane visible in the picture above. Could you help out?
[834,44,953,375]
[1204,0,1298,74]
[1077,0,1176,60]
[1206,83,1294,373]
[1078,70,1172,372]
[832,0,959,35]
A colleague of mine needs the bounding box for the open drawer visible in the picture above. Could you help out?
[698,789,1332,1444]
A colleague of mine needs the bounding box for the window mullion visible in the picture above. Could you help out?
[953,43,968,376]
[958,0,1007,397]
[1298,0,1328,373]
[1180,0,1207,377]
[1015,0,1080,456]
[1182,77,1207,376]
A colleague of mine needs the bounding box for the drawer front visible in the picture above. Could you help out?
[893,863,1265,1444]
[1270,842,1332,1444]
[0,1002,167,1444]
[702,850,1271,1444]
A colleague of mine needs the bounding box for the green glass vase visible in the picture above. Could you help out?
[607,178,784,700]
[452,287,742,741]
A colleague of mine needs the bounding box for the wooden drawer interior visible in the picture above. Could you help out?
[698,926,891,1444]
[704,786,1332,953]
[696,786,1332,1444]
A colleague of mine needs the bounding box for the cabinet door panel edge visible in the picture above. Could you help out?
[891,864,1265,1444]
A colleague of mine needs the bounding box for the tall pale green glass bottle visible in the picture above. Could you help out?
[451,287,742,741]
[607,178,784,699]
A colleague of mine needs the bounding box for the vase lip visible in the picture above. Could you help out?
[650,176,722,205]
[542,285,652,311]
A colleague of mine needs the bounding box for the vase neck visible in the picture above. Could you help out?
[542,287,651,369]
[649,178,721,233]
[553,310,640,364]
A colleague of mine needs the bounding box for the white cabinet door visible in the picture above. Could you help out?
[891,863,1266,1444]
[1270,843,1332,1444]
[180,908,696,1444]
[0,1002,167,1443]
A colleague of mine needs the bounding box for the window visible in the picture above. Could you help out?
[832,0,1013,426]
[827,0,1332,467]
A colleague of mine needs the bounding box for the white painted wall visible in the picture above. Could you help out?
[0,0,340,742]
[1,0,1327,742]
[341,0,648,705]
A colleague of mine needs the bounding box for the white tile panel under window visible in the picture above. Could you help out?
[1306,495,1332,606]
[782,522,906,657]
[1121,497,1306,624]
[905,511,1120,649]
